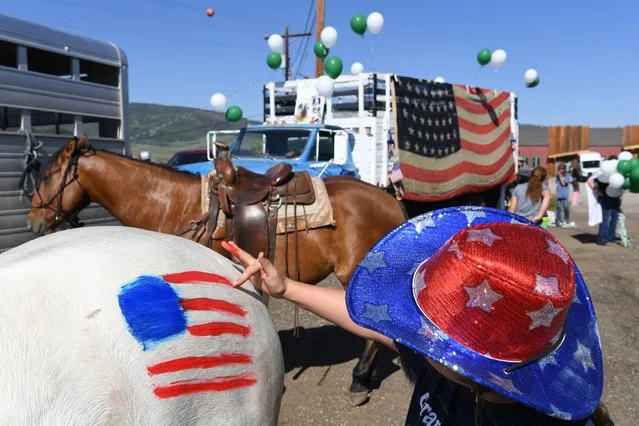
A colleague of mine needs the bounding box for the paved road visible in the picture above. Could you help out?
[271,198,639,425]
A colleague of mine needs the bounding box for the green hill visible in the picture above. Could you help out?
[129,103,258,163]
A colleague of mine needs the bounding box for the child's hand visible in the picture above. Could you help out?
[221,241,287,298]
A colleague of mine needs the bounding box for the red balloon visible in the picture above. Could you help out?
[206,8,214,17]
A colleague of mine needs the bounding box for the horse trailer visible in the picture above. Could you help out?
[0,14,129,252]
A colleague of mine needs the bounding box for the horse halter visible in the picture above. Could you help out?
[35,144,94,229]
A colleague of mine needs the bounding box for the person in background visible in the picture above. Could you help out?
[555,163,574,227]
[587,156,621,246]
[571,167,581,206]
[508,166,551,224]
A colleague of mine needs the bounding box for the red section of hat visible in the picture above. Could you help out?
[414,223,575,362]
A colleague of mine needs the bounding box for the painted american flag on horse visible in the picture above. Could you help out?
[393,76,515,201]
[117,271,256,399]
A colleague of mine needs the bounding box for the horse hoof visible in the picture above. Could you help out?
[348,391,370,407]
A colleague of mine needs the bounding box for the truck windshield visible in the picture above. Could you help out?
[582,160,600,169]
[232,129,310,159]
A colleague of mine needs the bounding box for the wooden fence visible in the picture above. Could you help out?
[548,125,590,157]
[622,125,639,150]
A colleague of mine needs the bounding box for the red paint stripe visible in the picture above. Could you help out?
[456,107,511,135]
[400,146,513,183]
[162,271,233,286]
[460,126,512,155]
[180,298,247,317]
[147,353,253,375]
[401,165,515,202]
[187,322,251,337]
[455,91,510,114]
[153,374,257,398]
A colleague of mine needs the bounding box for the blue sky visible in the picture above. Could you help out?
[4,0,638,126]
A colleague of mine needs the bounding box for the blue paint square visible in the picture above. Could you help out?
[117,275,187,350]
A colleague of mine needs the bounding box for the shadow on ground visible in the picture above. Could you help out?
[278,325,401,391]
[571,233,599,244]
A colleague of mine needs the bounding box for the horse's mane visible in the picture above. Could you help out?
[46,141,199,179]
[98,149,199,178]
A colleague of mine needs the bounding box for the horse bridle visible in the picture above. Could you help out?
[34,144,94,229]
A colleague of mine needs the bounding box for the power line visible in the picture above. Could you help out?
[63,23,244,47]
[292,0,315,79]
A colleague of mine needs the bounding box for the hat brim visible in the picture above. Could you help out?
[346,206,603,421]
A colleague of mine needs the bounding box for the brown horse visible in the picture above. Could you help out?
[26,136,407,405]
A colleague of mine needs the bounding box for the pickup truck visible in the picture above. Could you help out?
[176,124,360,179]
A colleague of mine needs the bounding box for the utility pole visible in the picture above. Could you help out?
[265,25,311,81]
[315,0,325,78]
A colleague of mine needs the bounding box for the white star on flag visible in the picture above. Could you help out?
[467,228,502,247]
[362,303,392,323]
[447,241,463,259]
[537,354,558,370]
[534,274,562,297]
[465,280,503,313]
[408,127,415,135]
[526,301,563,330]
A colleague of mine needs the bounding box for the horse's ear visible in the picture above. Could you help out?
[65,137,79,155]
[77,135,89,147]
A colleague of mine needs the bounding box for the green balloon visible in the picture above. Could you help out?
[527,77,540,88]
[617,159,633,176]
[622,176,632,190]
[324,56,343,79]
[630,178,639,193]
[477,48,492,66]
[267,52,282,70]
[313,41,329,59]
[629,158,639,170]
[629,165,639,185]
[225,105,243,122]
[350,14,367,35]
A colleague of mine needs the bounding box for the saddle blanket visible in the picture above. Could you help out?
[201,174,335,238]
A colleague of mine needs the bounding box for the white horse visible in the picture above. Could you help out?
[0,226,284,425]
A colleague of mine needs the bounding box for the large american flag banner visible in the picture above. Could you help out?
[118,271,256,399]
[393,76,515,201]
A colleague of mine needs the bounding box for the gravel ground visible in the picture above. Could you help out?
[270,195,639,426]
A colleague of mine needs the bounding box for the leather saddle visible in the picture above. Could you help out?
[213,158,316,261]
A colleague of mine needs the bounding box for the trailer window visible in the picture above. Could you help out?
[31,110,75,135]
[0,106,21,131]
[79,59,119,87]
[0,40,18,68]
[26,46,72,78]
[82,115,120,139]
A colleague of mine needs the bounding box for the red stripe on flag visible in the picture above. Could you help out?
[461,126,512,154]
[401,166,516,202]
[163,271,233,286]
[153,374,257,398]
[400,147,513,183]
[147,353,253,375]
[180,298,247,317]
[188,322,251,337]
[454,91,510,114]
[457,108,511,135]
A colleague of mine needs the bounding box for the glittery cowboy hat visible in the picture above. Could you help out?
[346,206,603,421]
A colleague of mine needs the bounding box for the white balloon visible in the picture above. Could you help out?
[608,172,625,189]
[350,62,364,75]
[434,76,446,83]
[267,34,283,53]
[618,151,633,161]
[490,49,507,69]
[210,93,227,112]
[320,26,338,49]
[315,75,335,98]
[601,159,618,176]
[597,171,610,183]
[524,69,538,84]
[367,12,384,35]
[605,186,623,198]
